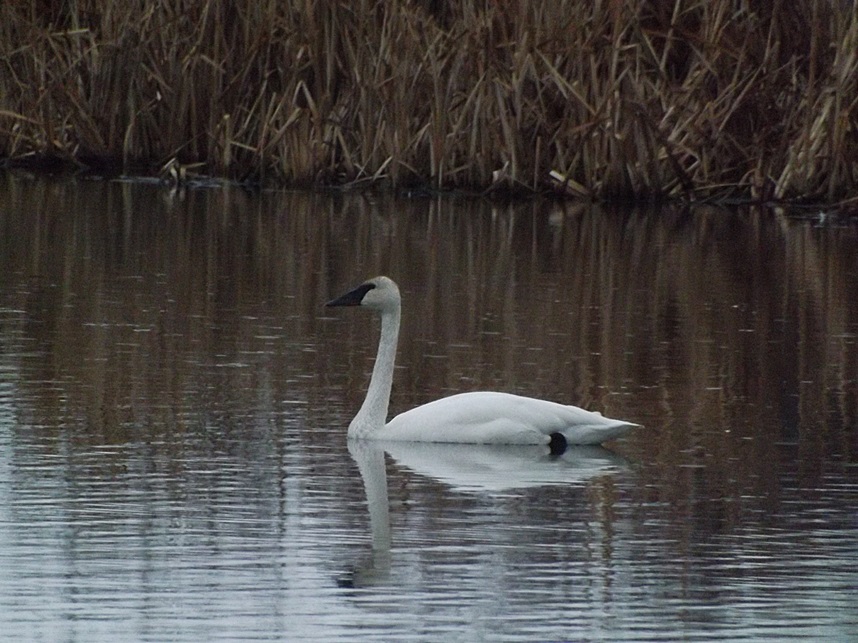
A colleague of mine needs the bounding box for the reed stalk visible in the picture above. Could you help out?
[0,0,855,203]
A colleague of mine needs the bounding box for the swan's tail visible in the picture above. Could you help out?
[562,420,641,446]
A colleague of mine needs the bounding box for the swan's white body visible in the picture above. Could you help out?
[384,392,632,444]
[327,276,640,447]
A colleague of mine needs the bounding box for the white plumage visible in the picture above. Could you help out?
[327,276,640,449]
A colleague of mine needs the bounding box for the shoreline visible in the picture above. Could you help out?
[4,164,853,222]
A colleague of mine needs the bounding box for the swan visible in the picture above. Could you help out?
[327,276,640,449]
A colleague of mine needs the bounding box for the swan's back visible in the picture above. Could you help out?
[383,392,637,446]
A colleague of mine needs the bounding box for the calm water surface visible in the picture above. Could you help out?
[0,177,856,641]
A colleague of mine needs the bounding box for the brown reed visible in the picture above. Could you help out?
[0,0,856,203]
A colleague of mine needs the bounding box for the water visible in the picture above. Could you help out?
[0,177,856,641]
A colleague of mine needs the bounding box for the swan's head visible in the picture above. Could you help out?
[326,276,401,313]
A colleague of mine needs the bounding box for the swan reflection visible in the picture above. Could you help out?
[337,440,392,589]
[378,440,629,493]
[341,439,628,587]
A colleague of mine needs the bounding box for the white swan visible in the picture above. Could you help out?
[327,276,640,449]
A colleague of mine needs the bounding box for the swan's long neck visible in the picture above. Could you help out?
[348,304,400,439]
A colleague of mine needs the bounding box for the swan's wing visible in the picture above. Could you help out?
[385,408,547,444]
[384,392,638,445]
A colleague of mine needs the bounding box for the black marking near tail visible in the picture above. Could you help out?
[548,432,567,456]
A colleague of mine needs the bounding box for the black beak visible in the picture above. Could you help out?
[325,282,375,307]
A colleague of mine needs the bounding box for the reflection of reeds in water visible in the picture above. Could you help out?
[1,182,855,503]
[1,2,856,200]
[0,179,334,453]
[778,217,858,467]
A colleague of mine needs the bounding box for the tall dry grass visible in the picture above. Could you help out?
[1,0,856,202]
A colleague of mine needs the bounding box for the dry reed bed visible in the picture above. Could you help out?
[1,0,856,203]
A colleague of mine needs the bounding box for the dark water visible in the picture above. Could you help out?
[0,177,856,641]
